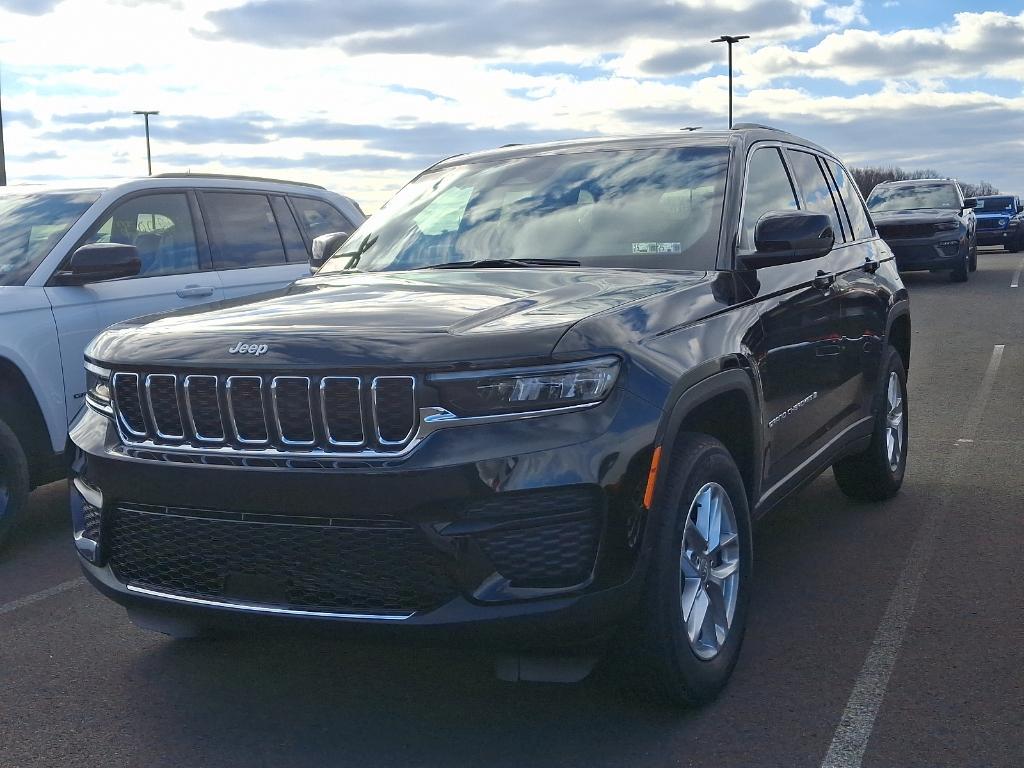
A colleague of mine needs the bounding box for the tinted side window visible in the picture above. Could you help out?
[270,196,309,263]
[86,193,200,277]
[740,147,799,251]
[290,197,354,242]
[201,192,287,269]
[826,160,873,240]
[788,150,847,242]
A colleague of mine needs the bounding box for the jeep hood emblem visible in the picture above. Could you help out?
[229,342,269,356]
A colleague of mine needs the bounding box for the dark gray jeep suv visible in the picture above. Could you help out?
[70,126,911,705]
[867,178,977,282]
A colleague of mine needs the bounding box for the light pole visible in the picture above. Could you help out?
[133,110,159,175]
[1,67,7,187]
[710,35,749,129]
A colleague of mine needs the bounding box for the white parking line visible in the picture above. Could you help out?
[820,345,1005,768]
[0,577,86,617]
[1011,257,1024,288]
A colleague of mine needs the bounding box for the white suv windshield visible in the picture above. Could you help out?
[319,147,730,274]
[0,191,100,286]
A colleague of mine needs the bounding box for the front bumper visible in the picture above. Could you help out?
[977,227,1017,246]
[69,390,661,644]
[885,233,965,271]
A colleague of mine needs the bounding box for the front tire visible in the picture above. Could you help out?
[950,242,970,282]
[629,434,753,706]
[833,349,908,501]
[0,418,30,553]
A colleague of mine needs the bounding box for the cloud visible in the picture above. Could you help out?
[203,0,813,57]
[744,10,1024,84]
[8,149,64,161]
[159,151,429,174]
[637,47,719,77]
[51,110,124,124]
[0,0,59,15]
[3,109,41,128]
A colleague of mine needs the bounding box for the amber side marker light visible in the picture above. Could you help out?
[643,445,662,509]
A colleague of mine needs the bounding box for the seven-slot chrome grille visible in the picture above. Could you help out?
[111,371,416,454]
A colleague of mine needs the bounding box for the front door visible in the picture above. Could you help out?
[45,191,223,423]
[738,145,847,490]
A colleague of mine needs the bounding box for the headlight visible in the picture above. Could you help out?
[85,363,113,415]
[934,221,959,231]
[429,356,620,417]
[1009,219,1020,228]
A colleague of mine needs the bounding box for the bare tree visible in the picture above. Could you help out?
[850,165,998,199]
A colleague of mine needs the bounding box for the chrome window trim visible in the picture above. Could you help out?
[111,372,148,438]
[320,376,365,448]
[371,375,417,446]
[124,584,414,621]
[271,376,316,446]
[183,375,225,443]
[225,375,270,445]
[145,374,185,440]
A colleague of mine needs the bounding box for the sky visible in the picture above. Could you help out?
[2,0,1024,209]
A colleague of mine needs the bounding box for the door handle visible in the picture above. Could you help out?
[176,285,215,298]
[812,271,836,291]
[863,259,880,274]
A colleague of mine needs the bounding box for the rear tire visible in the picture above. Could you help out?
[969,241,978,272]
[0,418,30,553]
[622,433,752,707]
[834,349,908,501]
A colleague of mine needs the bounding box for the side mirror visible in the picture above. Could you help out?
[962,198,978,210]
[741,211,835,269]
[53,243,141,286]
[310,231,350,272]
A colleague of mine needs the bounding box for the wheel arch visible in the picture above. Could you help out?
[0,355,60,487]
[886,307,911,373]
[653,366,763,512]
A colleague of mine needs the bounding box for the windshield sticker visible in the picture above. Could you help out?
[632,242,682,255]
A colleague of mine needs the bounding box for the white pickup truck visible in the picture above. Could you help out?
[0,173,364,548]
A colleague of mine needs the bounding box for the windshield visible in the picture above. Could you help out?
[318,147,730,274]
[0,191,101,286]
[975,196,1016,214]
[866,183,960,213]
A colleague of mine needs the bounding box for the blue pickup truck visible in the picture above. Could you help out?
[974,195,1023,252]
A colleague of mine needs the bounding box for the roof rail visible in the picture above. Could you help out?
[731,122,776,131]
[152,172,325,190]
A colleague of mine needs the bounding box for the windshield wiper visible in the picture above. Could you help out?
[417,258,581,270]
[335,233,378,270]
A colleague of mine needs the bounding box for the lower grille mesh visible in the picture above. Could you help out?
[107,504,456,614]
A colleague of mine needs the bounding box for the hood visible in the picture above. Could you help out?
[87,268,707,369]
[871,208,962,226]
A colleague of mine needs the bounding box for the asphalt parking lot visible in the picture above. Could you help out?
[2,249,1022,768]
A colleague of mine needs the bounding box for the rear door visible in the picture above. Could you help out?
[739,145,847,489]
[45,191,225,423]
[198,191,309,300]
[822,156,889,426]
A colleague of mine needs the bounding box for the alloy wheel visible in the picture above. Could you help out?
[679,482,740,660]
[885,371,905,472]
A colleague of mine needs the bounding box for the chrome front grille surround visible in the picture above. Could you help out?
[111,371,419,457]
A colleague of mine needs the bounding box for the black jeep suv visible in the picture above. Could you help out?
[867,178,977,281]
[70,127,910,705]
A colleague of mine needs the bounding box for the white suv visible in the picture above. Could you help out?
[0,173,364,548]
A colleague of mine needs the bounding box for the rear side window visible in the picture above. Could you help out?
[290,197,354,242]
[86,192,200,277]
[740,147,799,251]
[201,192,287,269]
[787,150,847,243]
[270,196,309,263]
[826,160,874,241]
